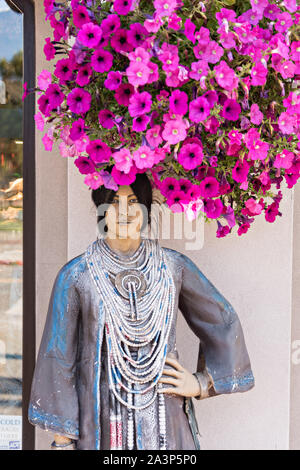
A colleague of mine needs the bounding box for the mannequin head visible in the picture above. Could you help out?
[91,170,153,240]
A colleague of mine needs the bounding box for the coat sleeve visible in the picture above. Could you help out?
[178,252,255,399]
[28,261,81,439]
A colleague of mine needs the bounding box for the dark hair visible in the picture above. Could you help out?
[91,167,153,235]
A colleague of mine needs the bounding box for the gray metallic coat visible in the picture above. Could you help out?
[28,240,255,450]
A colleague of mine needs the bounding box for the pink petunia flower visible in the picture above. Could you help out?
[189,60,209,80]
[154,0,177,17]
[221,99,241,121]
[232,159,250,183]
[76,63,93,86]
[203,41,224,64]
[37,69,52,91]
[115,83,135,106]
[275,12,293,33]
[178,143,203,170]
[159,177,181,197]
[278,111,295,134]
[248,140,269,161]
[251,62,268,86]
[54,58,74,83]
[204,198,223,219]
[78,22,102,49]
[113,0,133,15]
[73,5,90,29]
[146,125,163,147]
[34,112,45,132]
[44,37,55,61]
[104,71,123,90]
[67,88,91,114]
[214,60,239,90]
[111,29,133,53]
[132,114,150,132]
[127,23,149,48]
[45,83,65,108]
[101,14,121,37]
[98,109,115,129]
[74,157,96,175]
[273,150,294,169]
[133,146,155,169]
[70,118,85,141]
[199,176,220,198]
[169,90,188,115]
[113,148,133,173]
[128,91,152,117]
[42,127,54,152]
[84,172,104,190]
[189,96,210,123]
[250,103,263,125]
[126,62,150,87]
[162,119,187,144]
[91,48,113,73]
[111,165,137,185]
[166,190,189,213]
[87,139,111,163]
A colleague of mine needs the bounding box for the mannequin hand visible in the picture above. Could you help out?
[157,357,201,398]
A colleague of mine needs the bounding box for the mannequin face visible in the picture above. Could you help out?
[105,185,144,239]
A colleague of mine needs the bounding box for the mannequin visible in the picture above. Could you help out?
[28,172,254,450]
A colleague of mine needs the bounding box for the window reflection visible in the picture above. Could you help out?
[0,0,23,450]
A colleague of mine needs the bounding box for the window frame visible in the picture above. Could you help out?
[4,0,36,451]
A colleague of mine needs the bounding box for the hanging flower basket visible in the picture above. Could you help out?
[24,0,300,237]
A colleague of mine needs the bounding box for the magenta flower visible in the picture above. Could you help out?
[42,128,54,152]
[278,111,295,134]
[38,94,51,116]
[44,37,55,61]
[184,18,196,44]
[126,62,150,87]
[264,4,281,20]
[73,5,90,29]
[169,90,188,115]
[128,91,152,117]
[84,172,104,190]
[101,14,121,37]
[273,150,294,169]
[189,96,210,123]
[221,99,241,121]
[162,119,187,144]
[87,139,111,163]
[98,109,115,129]
[75,157,95,175]
[37,69,52,91]
[204,198,223,219]
[111,29,133,53]
[133,146,155,169]
[250,104,263,125]
[275,12,293,33]
[128,23,148,48]
[78,23,102,49]
[115,83,135,106]
[91,48,113,73]
[168,13,182,31]
[232,160,250,183]
[45,83,65,108]
[199,176,220,198]
[203,41,224,64]
[166,190,189,213]
[113,148,133,174]
[54,58,74,83]
[76,63,92,86]
[34,112,45,132]
[248,140,269,161]
[132,114,150,132]
[214,61,239,90]
[160,177,180,197]
[128,47,151,64]
[113,0,132,15]
[70,118,85,141]
[178,143,203,170]
[154,0,177,17]
[245,198,263,216]
[111,165,137,185]
[104,71,123,90]
[146,125,163,147]
[189,60,209,80]
[291,42,300,63]
[251,62,268,86]
[67,88,91,114]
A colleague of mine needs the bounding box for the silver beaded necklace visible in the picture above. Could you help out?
[85,236,176,450]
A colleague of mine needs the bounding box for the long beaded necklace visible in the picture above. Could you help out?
[85,237,176,450]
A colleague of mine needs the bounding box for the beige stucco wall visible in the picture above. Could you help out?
[33,0,299,450]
